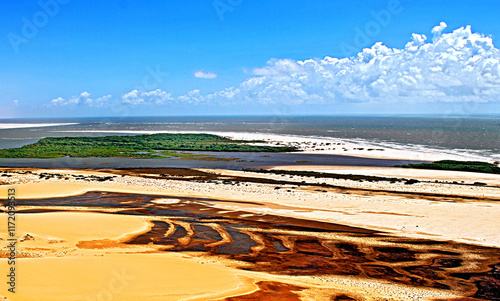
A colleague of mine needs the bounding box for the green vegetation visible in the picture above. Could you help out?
[0,133,298,159]
[396,160,500,175]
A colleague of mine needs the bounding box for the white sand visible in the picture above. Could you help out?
[0,123,77,130]
[274,165,500,185]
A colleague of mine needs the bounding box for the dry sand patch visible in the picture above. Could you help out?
[1,254,252,301]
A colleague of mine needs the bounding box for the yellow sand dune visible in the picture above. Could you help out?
[0,212,150,245]
[2,254,251,301]
[0,212,254,300]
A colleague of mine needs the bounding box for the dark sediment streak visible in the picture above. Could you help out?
[4,191,500,300]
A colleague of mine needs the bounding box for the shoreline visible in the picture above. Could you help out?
[0,123,78,130]
[50,130,495,162]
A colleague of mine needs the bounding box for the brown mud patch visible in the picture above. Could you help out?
[224,281,305,300]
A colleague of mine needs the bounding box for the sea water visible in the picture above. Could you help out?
[0,115,498,161]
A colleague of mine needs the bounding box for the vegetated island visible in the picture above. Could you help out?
[397,160,500,175]
[0,133,298,159]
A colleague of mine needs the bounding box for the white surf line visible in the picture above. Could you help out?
[0,123,78,130]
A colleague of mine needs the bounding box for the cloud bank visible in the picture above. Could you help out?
[49,24,500,108]
[194,23,499,105]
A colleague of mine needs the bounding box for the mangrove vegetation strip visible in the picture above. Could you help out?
[0,133,298,158]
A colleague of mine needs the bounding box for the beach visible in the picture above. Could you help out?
[0,123,78,130]
[0,121,499,300]
[1,154,499,300]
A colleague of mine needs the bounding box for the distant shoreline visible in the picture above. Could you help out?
[49,130,493,162]
[0,123,78,130]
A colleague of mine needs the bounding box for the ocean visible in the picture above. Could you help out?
[0,116,499,161]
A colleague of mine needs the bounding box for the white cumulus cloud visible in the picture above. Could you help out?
[50,92,111,107]
[47,24,500,110]
[431,22,448,38]
[122,89,173,105]
[179,24,500,105]
[194,71,217,79]
[176,87,240,104]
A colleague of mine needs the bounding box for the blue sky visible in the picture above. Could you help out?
[1,0,500,118]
